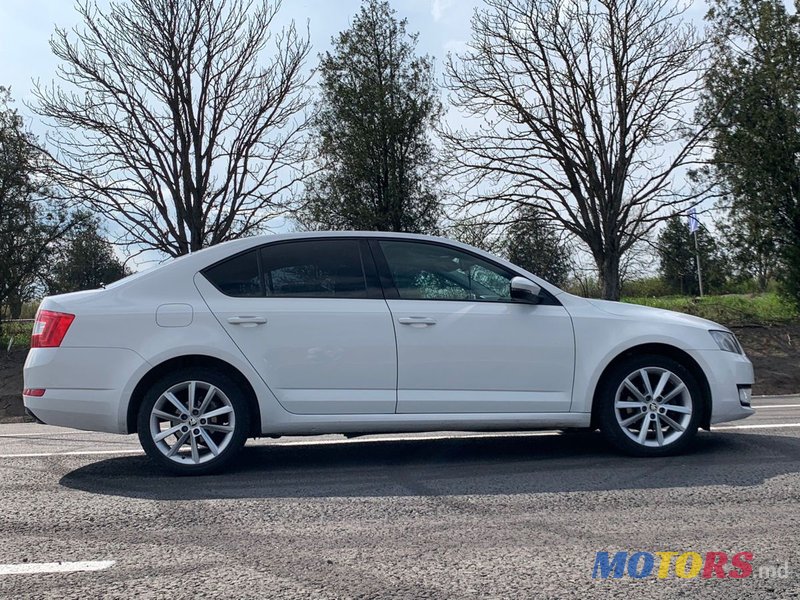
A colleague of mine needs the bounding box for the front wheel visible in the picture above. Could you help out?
[596,355,702,457]
[137,368,250,475]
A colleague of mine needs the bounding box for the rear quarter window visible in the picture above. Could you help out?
[202,250,261,297]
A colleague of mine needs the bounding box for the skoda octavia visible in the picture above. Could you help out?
[23,232,754,474]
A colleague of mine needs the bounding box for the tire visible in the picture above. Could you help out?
[596,354,703,457]
[137,367,250,475]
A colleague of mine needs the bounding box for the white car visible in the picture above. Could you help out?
[23,232,754,474]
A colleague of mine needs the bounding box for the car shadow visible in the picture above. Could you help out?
[59,431,800,501]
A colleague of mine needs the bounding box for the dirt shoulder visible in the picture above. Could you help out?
[731,324,800,396]
[1,325,798,423]
[0,348,31,423]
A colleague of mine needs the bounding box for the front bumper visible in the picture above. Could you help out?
[690,348,755,425]
[23,347,147,434]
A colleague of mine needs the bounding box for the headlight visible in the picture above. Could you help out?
[710,330,742,354]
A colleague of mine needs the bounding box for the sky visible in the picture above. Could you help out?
[0,0,711,124]
[0,0,489,121]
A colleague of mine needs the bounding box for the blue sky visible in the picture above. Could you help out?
[0,0,487,122]
[0,0,711,121]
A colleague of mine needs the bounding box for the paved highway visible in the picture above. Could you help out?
[0,396,798,598]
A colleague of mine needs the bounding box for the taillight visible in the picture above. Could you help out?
[31,310,75,348]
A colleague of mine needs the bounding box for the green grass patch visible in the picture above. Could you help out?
[0,320,33,351]
[622,293,798,326]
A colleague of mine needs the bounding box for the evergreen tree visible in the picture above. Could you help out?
[46,214,128,294]
[0,87,72,319]
[657,216,730,296]
[700,0,800,304]
[503,208,571,287]
[716,206,779,291]
[300,0,441,232]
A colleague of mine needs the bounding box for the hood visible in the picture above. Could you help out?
[587,299,728,332]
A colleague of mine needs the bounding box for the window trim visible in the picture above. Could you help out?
[370,238,561,306]
[201,237,384,300]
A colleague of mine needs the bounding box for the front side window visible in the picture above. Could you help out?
[261,240,368,298]
[379,240,513,301]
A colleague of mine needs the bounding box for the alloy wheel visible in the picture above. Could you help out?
[613,366,693,448]
[148,380,236,465]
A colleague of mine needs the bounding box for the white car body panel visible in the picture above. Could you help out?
[195,273,398,415]
[388,299,574,413]
[22,231,755,439]
[559,294,754,424]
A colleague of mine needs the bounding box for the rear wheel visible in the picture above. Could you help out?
[137,368,250,474]
[597,355,702,456]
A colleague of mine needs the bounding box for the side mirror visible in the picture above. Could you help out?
[510,276,542,304]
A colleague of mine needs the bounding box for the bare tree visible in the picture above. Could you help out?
[33,0,312,257]
[446,214,504,254]
[443,0,708,299]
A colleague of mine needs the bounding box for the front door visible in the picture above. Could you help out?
[375,239,575,414]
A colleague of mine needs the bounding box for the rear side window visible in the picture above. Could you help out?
[261,240,368,298]
[203,250,261,297]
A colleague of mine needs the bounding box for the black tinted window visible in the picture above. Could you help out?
[379,240,513,301]
[203,250,261,297]
[261,240,368,298]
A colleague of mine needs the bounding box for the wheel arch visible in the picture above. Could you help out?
[126,354,262,436]
[590,343,712,430]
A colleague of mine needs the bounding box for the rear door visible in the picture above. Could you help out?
[195,238,398,415]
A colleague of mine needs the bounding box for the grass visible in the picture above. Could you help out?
[0,320,33,351]
[0,302,38,350]
[622,293,798,326]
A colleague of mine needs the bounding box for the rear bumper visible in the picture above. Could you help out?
[23,347,147,434]
[690,348,755,425]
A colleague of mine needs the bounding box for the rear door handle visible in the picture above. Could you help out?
[227,316,267,327]
[397,316,437,327]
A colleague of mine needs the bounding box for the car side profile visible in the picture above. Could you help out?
[23,232,754,474]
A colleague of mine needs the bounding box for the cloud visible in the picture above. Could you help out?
[431,0,455,22]
[443,38,468,54]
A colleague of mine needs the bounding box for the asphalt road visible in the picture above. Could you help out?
[0,397,799,599]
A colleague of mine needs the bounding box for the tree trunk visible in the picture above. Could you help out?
[9,294,23,320]
[757,270,768,293]
[598,256,621,301]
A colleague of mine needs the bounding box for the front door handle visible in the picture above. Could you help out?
[397,316,437,327]
[227,316,267,327]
